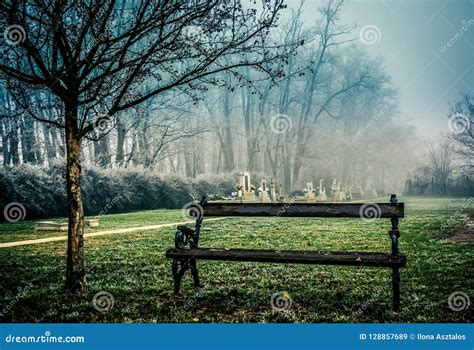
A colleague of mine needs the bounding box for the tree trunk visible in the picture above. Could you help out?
[4,95,20,165]
[242,84,258,171]
[1,120,10,166]
[222,88,235,171]
[65,102,85,292]
[283,143,292,194]
[292,135,305,190]
[9,119,20,165]
[42,123,56,163]
[20,116,38,164]
[116,120,126,166]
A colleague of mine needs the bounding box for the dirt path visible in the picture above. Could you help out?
[0,218,227,248]
[443,211,474,244]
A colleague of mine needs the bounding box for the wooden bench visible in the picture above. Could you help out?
[165,194,406,310]
[35,221,68,231]
[35,218,99,231]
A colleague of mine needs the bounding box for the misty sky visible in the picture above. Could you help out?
[285,0,473,139]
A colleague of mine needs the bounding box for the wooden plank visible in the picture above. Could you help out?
[166,248,407,268]
[35,222,68,231]
[200,202,404,218]
[36,221,56,226]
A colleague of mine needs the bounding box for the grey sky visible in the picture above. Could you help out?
[285,0,474,138]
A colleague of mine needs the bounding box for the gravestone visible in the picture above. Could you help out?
[304,182,316,200]
[237,171,257,201]
[258,179,270,202]
[330,179,339,201]
[345,185,353,201]
[270,178,277,203]
[239,171,252,192]
[337,182,346,201]
[278,183,284,201]
[317,179,327,201]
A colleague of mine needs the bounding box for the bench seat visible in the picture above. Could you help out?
[166,248,406,268]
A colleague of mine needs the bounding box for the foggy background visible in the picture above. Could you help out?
[290,0,473,138]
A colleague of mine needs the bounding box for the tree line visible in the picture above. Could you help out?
[1,0,419,196]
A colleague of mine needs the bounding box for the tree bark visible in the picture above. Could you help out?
[116,120,126,166]
[9,119,20,165]
[20,116,38,164]
[222,88,235,171]
[65,102,85,292]
[1,120,10,166]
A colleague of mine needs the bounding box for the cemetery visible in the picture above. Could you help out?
[232,172,381,204]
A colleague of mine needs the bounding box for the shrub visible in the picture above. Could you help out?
[0,165,251,221]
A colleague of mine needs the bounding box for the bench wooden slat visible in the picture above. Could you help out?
[166,248,406,268]
[200,202,404,218]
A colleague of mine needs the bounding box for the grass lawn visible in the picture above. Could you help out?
[0,196,472,323]
[0,210,184,243]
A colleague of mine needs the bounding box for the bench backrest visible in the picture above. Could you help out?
[183,194,403,255]
[199,202,404,218]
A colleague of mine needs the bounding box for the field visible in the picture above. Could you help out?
[0,197,472,323]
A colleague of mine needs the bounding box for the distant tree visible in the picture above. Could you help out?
[448,94,473,175]
[1,0,300,291]
[425,139,455,195]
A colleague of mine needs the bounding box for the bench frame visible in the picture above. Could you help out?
[166,195,406,311]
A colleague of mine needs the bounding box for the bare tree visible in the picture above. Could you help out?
[1,0,299,291]
[448,94,473,175]
[426,139,455,195]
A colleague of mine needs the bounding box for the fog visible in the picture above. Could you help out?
[287,0,473,139]
[1,0,473,206]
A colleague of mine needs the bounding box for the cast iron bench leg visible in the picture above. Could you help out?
[172,257,200,296]
[190,257,201,289]
[392,267,400,311]
[172,258,188,296]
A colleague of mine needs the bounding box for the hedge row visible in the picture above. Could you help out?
[0,165,241,221]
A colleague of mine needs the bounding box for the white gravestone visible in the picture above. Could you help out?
[317,179,327,201]
[304,182,316,200]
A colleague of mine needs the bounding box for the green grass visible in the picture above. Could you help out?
[0,197,472,323]
[0,209,184,243]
